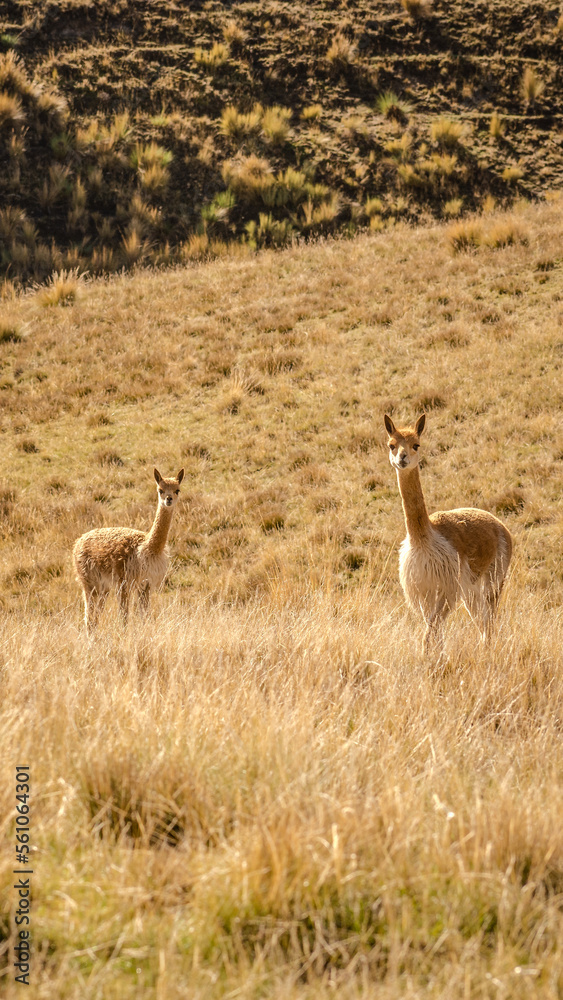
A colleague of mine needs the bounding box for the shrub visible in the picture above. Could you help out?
[35,268,83,307]
[489,111,505,139]
[0,91,24,128]
[521,66,544,105]
[430,117,465,148]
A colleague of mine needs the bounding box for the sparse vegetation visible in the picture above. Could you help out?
[0,1,561,291]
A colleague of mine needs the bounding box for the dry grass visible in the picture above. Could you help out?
[1,200,563,997]
[521,66,545,105]
[400,0,433,18]
[34,268,84,307]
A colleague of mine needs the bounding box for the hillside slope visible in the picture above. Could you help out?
[1,0,562,286]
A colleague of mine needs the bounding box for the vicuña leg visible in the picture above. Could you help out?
[117,582,132,625]
[84,588,107,634]
[138,583,150,616]
[422,596,450,655]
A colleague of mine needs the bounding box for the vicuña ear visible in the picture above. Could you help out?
[154,468,162,484]
[177,469,184,483]
[415,413,426,436]
[384,413,396,436]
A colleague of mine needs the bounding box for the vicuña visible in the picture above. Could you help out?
[73,468,184,632]
[384,414,512,651]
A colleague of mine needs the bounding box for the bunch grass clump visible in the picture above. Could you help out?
[194,42,230,69]
[34,267,84,306]
[489,110,505,139]
[430,116,465,149]
[327,33,356,69]
[401,0,432,17]
[377,90,412,121]
[0,90,25,127]
[521,66,545,105]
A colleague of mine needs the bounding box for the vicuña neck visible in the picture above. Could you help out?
[145,502,174,555]
[396,466,433,543]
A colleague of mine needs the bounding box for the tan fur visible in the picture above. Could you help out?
[384,413,512,651]
[73,468,184,632]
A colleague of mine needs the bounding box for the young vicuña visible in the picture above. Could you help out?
[73,468,184,632]
[384,413,512,652]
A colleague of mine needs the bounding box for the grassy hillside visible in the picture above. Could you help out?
[1,0,563,287]
[1,199,563,997]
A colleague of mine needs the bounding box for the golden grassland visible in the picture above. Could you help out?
[1,199,563,997]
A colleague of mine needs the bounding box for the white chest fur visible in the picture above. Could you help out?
[399,531,460,620]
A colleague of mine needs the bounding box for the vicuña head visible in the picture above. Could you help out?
[385,412,425,472]
[384,412,512,654]
[73,466,184,633]
[154,467,183,508]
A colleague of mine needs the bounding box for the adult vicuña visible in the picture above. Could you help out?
[384,414,512,651]
[73,468,184,632]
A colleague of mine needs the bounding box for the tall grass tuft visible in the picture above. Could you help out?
[261,105,291,145]
[430,117,465,148]
[489,110,505,139]
[35,268,84,307]
[0,91,24,127]
[521,66,545,105]
[194,42,230,69]
[401,0,432,16]
[327,33,356,69]
[377,91,412,121]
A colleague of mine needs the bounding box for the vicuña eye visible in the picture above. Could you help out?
[175,490,180,495]
[389,444,396,451]
[413,444,419,451]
